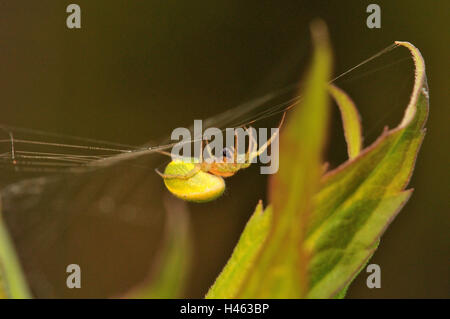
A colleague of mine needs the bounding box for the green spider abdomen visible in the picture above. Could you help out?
[163,160,225,203]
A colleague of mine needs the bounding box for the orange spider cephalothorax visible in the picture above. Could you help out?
[200,147,250,177]
[207,162,242,177]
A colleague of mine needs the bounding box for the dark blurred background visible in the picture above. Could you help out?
[0,1,448,298]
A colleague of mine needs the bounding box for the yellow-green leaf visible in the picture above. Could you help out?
[329,84,363,159]
[236,20,332,298]
[206,201,272,298]
[0,199,32,299]
[206,38,428,299]
[305,41,428,298]
[122,197,192,298]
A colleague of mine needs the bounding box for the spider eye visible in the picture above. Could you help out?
[222,147,233,159]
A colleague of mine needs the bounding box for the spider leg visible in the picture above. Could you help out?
[248,112,286,162]
[200,138,204,162]
[234,130,238,163]
[156,150,173,157]
[245,126,258,163]
[155,164,201,180]
[204,139,214,162]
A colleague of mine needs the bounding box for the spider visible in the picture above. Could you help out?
[156,112,286,202]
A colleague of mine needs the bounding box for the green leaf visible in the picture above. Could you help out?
[0,199,32,298]
[305,41,428,298]
[122,197,192,298]
[233,20,332,298]
[206,36,428,298]
[329,84,363,159]
[206,201,272,298]
[332,239,379,299]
